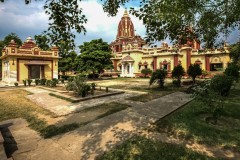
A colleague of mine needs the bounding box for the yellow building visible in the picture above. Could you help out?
[1,37,59,83]
[110,10,231,77]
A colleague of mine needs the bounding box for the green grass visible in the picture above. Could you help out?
[49,93,77,103]
[127,86,187,102]
[155,82,240,150]
[0,90,131,138]
[98,136,218,160]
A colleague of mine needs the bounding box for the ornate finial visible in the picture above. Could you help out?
[123,8,129,17]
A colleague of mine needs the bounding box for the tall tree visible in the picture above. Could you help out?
[58,50,78,75]
[0,33,22,77]
[102,0,240,48]
[34,35,50,50]
[76,39,112,78]
[3,33,22,47]
[58,40,77,75]
[1,0,239,48]
[229,42,240,64]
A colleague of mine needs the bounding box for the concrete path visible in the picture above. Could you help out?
[24,87,144,116]
[0,92,192,160]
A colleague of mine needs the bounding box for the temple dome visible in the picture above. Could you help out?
[117,9,135,39]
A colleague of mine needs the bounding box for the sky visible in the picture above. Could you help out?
[0,0,239,52]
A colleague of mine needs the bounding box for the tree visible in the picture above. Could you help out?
[187,64,202,84]
[224,63,240,83]
[58,50,78,75]
[172,65,185,87]
[2,1,239,48]
[141,68,152,78]
[102,0,240,48]
[77,39,112,78]
[229,42,240,64]
[34,35,50,50]
[0,33,22,78]
[3,33,22,47]
[150,69,167,89]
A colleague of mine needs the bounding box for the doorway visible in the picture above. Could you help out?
[29,65,43,79]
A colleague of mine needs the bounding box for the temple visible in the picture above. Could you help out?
[111,10,231,77]
[0,37,59,83]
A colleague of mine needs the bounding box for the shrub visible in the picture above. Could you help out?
[52,78,58,84]
[210,74,233,97]
[40,79,47,85]
[50,80,57,87]
[60,78,64,84]
[172,65,185,87]
[68,77,74,82]
[14,82,18,87]
[46,80,51,87]
[91,83,96,90]
[27,79,33,86]
[187,64,202,84]
[194,75,234,124]
[141,68,152,78]
[22,80,27,86]
[88,73,99,79]
[150,69,167,88]
[224,63,240,82]
[66,76,90,97]
[35,79,40,85]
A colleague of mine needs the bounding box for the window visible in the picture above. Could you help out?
[162,64,168,70]
[210,63,223,71]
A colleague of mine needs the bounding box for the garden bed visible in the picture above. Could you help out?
[49,88,124,103]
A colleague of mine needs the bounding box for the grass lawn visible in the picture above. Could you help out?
[155,82,240,151]
[0,89,131,138]
[98,136,217,160]
[127,85,187,102]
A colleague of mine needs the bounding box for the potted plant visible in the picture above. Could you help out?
[22,80,27,86]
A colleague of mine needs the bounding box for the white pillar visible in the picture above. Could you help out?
[129,63,132,75]
[122,64,124,75]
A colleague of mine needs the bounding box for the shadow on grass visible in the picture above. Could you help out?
[97,136,218,160]
[154,83,240,152]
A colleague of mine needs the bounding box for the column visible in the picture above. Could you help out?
[129,63,132,75]
[153,57,157,71]
[122,63,124,75]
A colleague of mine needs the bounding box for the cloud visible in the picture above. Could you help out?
[78,0,146,43]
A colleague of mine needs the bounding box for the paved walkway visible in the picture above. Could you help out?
[0,92,192,160]
[24,87,144,116]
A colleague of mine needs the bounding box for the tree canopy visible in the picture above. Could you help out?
[34,35,50,50]
[1,0,239,48]
[3,33,22,47]
[76,39,112,75]
[103,0,240,48]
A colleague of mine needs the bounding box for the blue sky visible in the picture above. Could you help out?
[0,0,239,51]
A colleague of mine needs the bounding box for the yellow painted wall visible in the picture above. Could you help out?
[18,60,29,81]
[18,60,53,81]
[156,56,174,70]
[191,55,206,70]
[141,57,153,72]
